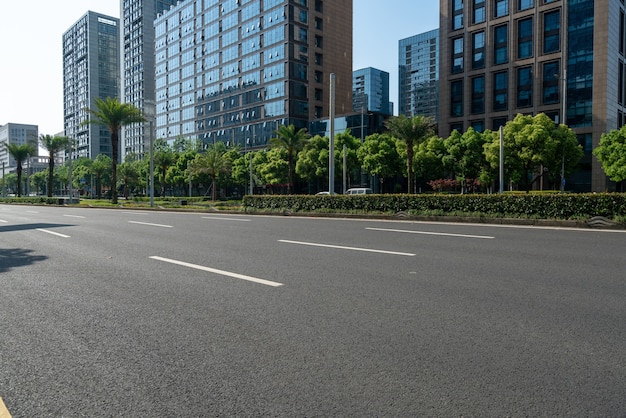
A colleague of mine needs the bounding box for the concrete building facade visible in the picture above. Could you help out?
[63,12,120,160]
[398,29,439,121]
[439,0,624,192]
[0,123,39,172]
[154,0,353,149]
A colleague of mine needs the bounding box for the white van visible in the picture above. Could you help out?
[345,188,373,195]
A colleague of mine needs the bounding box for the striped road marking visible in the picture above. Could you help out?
[150,256,283,287]
[278,239,416,257]
[366,227,495,239]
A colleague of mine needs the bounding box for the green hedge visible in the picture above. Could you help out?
[242,193,626,220]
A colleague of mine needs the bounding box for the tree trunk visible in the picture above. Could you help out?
[111,131,119,204]
[47,154,55,197]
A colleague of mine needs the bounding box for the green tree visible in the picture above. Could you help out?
[153,139,176,196]
[83,97,145,203]
[39,134,70,197]
[413,136,448,188]
[443,128,488,191]
[190,142,231,201]
[296,135,329,187]
[255,148,289,187]
[357,133,402,193]
[91,154,112,198]
[385,115,435,193]
[335,131,362,189]
[118,160,141,199]
[594,125,626,187]
[270,124,310,193]
[483,113,582,191]
[5,142,36,197]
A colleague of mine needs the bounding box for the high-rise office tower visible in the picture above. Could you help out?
[154,0,353,149]
[439,0,624,192]
[63,12,120,160]
[353,67,393,116]
[120,0,180,160]
[398,29,439,121]
[0,123,39,170]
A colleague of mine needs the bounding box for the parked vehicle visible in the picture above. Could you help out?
[345,188,373,195]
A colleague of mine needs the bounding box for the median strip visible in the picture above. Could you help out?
[149,256,283,287]
[278,239,416,256]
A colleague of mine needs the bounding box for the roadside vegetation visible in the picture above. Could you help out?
[3,105,626,225]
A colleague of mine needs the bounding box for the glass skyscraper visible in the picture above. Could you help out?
[63,12,120,160]
[154,0,353,149]
[120,0,180,160]
[398,29,439,121]
[353,67,392,116]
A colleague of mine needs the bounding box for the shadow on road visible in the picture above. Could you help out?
[0,223,75,233]
[0,248,48,273]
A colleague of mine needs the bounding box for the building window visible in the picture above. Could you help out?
[453,0,464,30]
[315,53,323,65]
[452,36,464,73]
[543,10,560,54]
[519,0,533,11]
[493,71,508,111]
[473,0,485,24]
[620,61,624,105]
[542,61,560,104]
[471,76,485,114]
[450,122,464,133]
[492,117,507,130]
[517,66,533,108]
[517,17,533,59]
[451,79,464,117]
[471,120,485,132]
[315,0,323,12]
[315,35,323,48]
[472,31,485,69]
[494,24,508,65]
[494,0,508,17]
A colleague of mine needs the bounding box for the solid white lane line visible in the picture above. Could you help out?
[128,221,173,228]
[149,256,283,287]
[121,211,150,215]
[201,216,250,222]
[366,227,494,239]
[0,219,7,223]
[278,239,416,257]
[64,214,86,219]
[27,210,39,214]
[36,228,70,238]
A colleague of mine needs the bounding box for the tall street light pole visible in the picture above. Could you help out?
[144,100,155,207]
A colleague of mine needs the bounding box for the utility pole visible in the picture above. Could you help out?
[329,73,336,195]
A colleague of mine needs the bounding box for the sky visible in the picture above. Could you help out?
[0,1,439,136]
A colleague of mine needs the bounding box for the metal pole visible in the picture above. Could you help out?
[342,144,347,193]
[329,73,336,195]
[68,140,73,201]
[560,69,567,193]
[499,126,504,194]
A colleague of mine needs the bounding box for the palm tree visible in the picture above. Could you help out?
[39,134,70,197]
[83,97,144,204]
[385,115,435,194]
[191,143,231,201]
[270,124,309,194]
[5,143,36,197]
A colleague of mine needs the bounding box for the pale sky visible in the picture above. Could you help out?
[0,1,439,136]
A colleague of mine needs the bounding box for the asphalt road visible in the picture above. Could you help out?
[1,204,625,417]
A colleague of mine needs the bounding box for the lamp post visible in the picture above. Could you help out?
[144,100,155,207]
